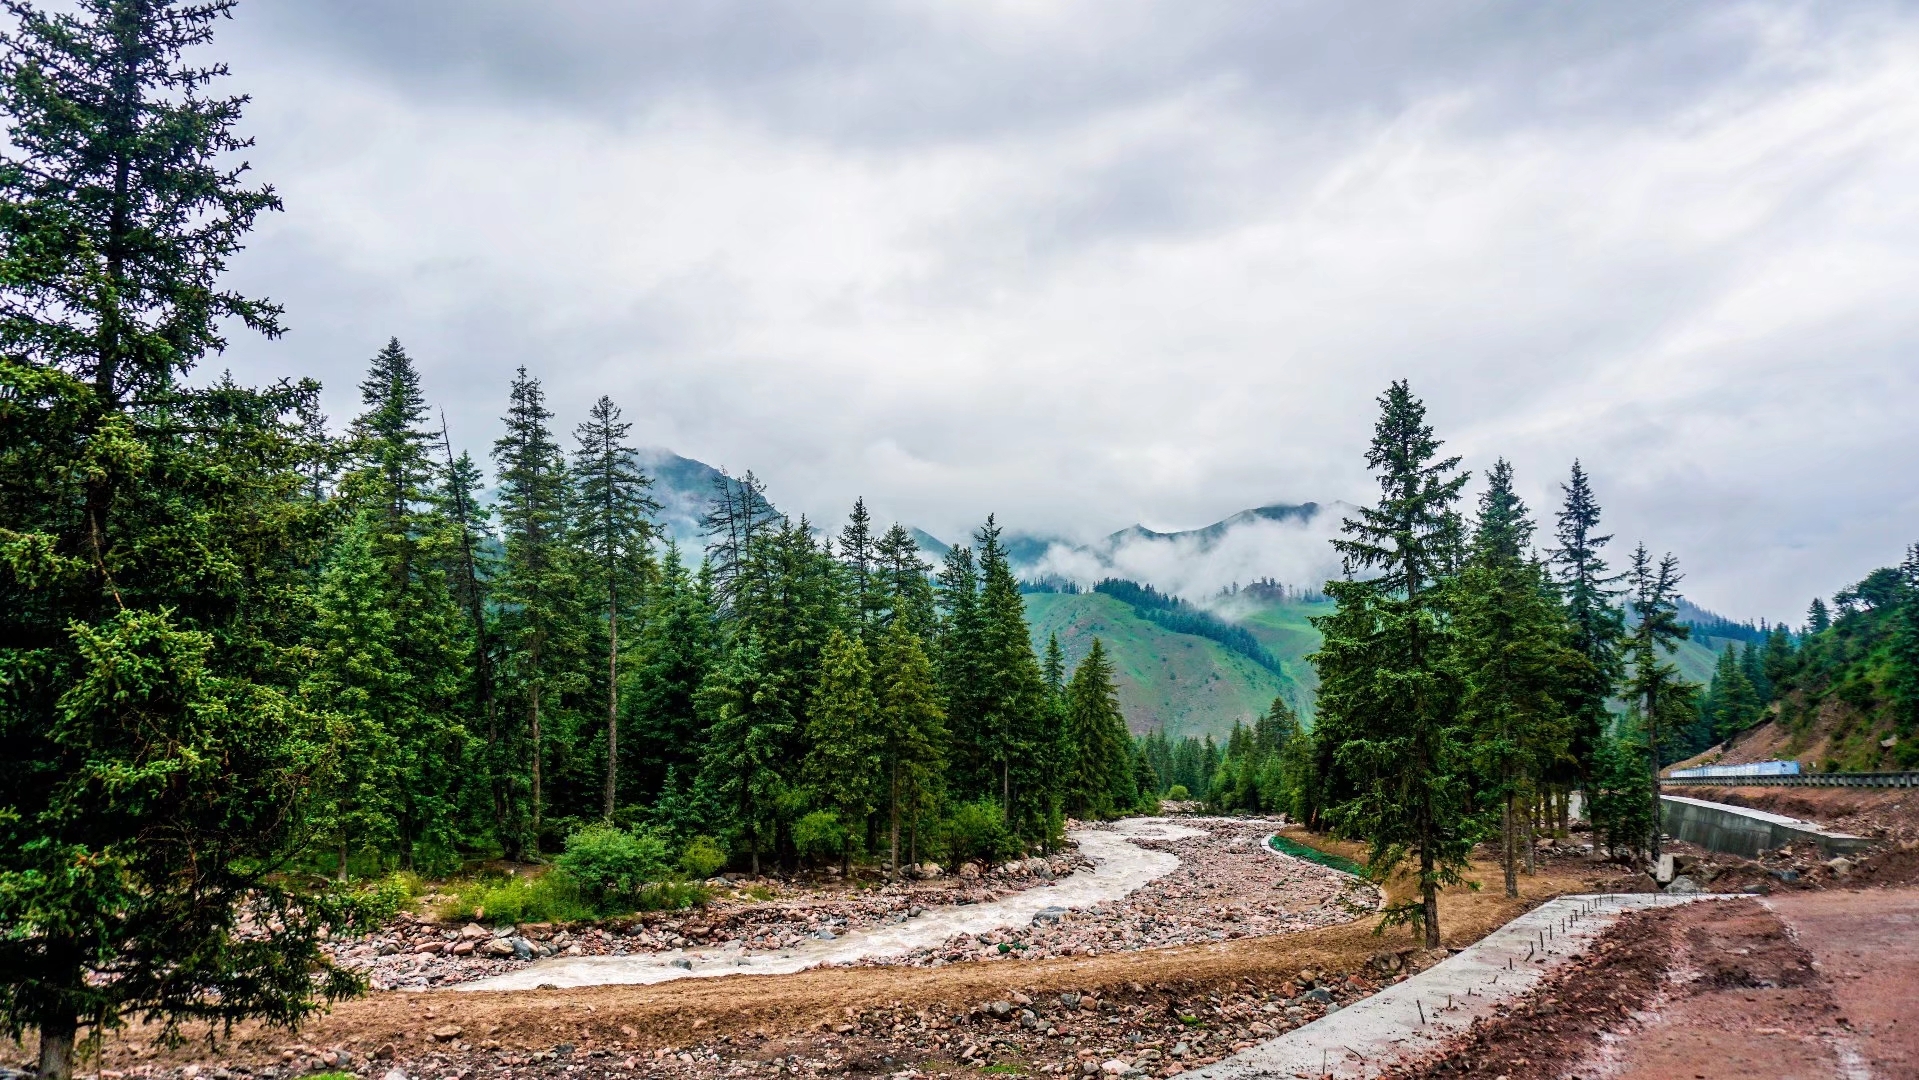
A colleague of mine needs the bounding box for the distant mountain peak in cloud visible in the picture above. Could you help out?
[1100,503,1322,554]
[640,447,1345,601]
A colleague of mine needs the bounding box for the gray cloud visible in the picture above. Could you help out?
[200,0,1919,622]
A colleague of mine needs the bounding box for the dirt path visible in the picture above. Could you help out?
[1765,888,1919,1077]
[1382,890,1919,1080]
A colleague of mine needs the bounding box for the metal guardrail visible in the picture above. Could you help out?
[1665,770,1919,789]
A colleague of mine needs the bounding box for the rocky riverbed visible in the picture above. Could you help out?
[329,852,1092,991]
[873,817,1378,966]
[328,816,1376,992]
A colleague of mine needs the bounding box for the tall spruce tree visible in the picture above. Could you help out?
[1622,544,1693,858]
[491,367,581,853]
[875,522,937,640]
[1805,597,1831,634]
[803,629,882,874]
[329,340,472,869]
[0,4,358,1074]
[875,621,946,876]
[1707,644,1761,741]
[1311,381,1472,948]
[307,513,406,875]
[625,543,715,822]
[1063,638,1131,818]
[1548,461,1625,794]
[839,498,883,639]
[572,395,659,818]
[696,633,785,874]
[1455,461,1578,897]
[1042,634,1067,700]
[973,518,1049,828]
[936,543,983,789]
[701,470,778,616]
[437,429,504,839]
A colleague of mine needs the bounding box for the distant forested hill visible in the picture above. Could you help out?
[635,446,1755,742]
[1022,592,1300,742]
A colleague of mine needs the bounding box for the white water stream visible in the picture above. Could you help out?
[456,818,1203,992]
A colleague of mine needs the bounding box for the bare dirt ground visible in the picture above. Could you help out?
[3,827,1632,1080]
[1380,889,1919,1080]
[1765,887,1919,1078]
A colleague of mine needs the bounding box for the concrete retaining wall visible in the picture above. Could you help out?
[1660,794,1871,858]
[1667,770,1919,789]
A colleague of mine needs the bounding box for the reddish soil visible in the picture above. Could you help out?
[1387,890,1919,1080]
[1766,888,1919,1077]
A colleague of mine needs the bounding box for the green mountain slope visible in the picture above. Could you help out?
[1229,597,1338,704]
[1037,590,1733,744]
[1023,593,1294,742]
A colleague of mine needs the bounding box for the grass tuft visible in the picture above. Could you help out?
[1267,833,1366,876]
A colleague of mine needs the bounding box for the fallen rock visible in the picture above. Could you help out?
[1827,857,1854,877]
[430,1026,462,1042]
[1665,875,1700,895]
[1032,906,1068,927]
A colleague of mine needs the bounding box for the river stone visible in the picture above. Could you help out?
[1032,906,1068,927]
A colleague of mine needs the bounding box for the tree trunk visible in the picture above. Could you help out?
[530,683,543,852]
[1420,849,1441,950]
[1648,685,1663,860]
[1522,791,1536,876]
[1501,795,1518,898]
[37,1008,76,1080]
[604,606,618,820]
[1002,760,1010,822]
[338,839,349,883]
[889,761,901,880]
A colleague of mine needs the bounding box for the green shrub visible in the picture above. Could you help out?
[437,869,593,925]
[556,823,671,904]
[352,872,417,926]
[678,835,728,880]
[1165,784,1191,801]
[635,881,710,911]
[792,810,848,865]
[939,799,1020,866]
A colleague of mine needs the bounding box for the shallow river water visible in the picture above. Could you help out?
[456,818,1203,992]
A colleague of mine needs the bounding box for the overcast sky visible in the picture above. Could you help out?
[202,0,1919,623]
